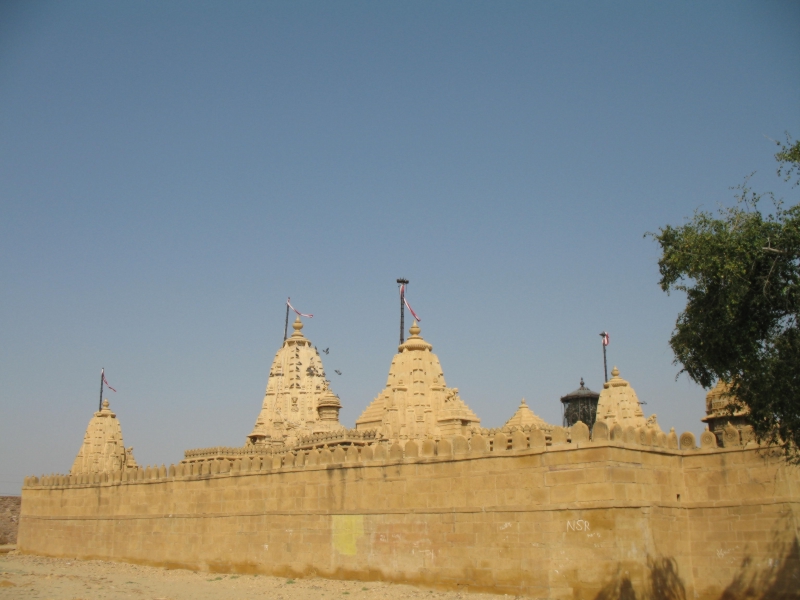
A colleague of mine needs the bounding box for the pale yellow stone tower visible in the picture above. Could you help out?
[70,399,137,475]
[595,366,656,430]
[356,321,480,440]
[503,398,547,430]
[248,317,339,447]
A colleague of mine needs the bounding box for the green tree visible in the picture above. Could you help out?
[650,135,800,458]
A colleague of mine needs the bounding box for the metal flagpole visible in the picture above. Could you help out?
[397,278,408,345]
[283,299,290,342]
[99,368,104,412]
[600,332,609,382]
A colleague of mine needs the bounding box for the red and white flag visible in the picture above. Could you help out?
[102,369,117,393]
[287,298,313,318]
[601,332,609,347]
[400,285,421,322]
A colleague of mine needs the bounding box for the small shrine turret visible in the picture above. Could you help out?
[560,378,600,428]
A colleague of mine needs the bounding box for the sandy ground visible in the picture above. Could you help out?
[0,549,517,600]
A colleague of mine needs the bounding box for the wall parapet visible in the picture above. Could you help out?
[24,423,767,491]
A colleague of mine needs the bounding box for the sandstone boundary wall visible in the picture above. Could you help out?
[18,437,800,600]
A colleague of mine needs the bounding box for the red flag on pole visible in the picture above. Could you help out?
[399,284,421,322]
[287,298,313,318]
[601,332,609,346]
[102,370,117,392]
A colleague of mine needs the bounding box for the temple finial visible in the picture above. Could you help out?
[409,321,420,337]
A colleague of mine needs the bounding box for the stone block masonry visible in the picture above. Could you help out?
[18,436,800,600]
[0,496,21,545]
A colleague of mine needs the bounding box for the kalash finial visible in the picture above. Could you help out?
[102,399,110,410]
[611,366,620,378]
[292,316,304,333]
[409,321,420,337]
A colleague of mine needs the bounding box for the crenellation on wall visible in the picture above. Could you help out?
[19,319,798,598]
[23,429,780,496]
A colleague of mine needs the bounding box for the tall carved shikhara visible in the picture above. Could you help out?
[355,320,481,439]
[247,316,335,448]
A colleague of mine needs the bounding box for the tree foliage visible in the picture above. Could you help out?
[650,135,800,458]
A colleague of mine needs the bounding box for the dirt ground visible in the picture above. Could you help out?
[0,550,517,600]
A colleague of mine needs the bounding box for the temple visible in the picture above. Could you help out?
[25,314,795,600]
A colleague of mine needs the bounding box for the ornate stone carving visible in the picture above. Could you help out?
[592,420,609,441]
[700,428,718,449]
[70,399,137,476]
[248,317,340,448]
[356,322,480,441]
[722,422,741,447]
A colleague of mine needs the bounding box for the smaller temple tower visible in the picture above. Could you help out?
[71,399,137,475]
[595,366,660,431]
[356,321,481,440]
[560,378,600,428]
[503,398,547,430]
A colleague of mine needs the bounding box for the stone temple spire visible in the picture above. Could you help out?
[594,366,655,430]
[248,316,340,448]
[503,398,547,430]
[355,321,480,440]
[70,399,136,475]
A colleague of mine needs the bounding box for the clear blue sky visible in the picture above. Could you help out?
[1,1,798,494]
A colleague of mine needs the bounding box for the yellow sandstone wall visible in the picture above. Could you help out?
[17,439,800,600]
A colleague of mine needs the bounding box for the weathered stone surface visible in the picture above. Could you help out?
[503,398,546,430]
[550,427,569,445]
[511,429,528,450]
[529,428,546,448]
[356,322,480,440]
[700,428,717,449]
[493,431,508,453]
[722,422,740,447]
[570,421,590,444]
[70,399,137,476]
[404,440,419,458]
[248,317,343,448]
[595,366,648,429]
[469,434,487,454]
[20,443,799,600]
[420,439,436,457]
[592,420,609,441]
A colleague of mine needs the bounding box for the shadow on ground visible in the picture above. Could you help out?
[593,534,800,600]
[593,556,686,600]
